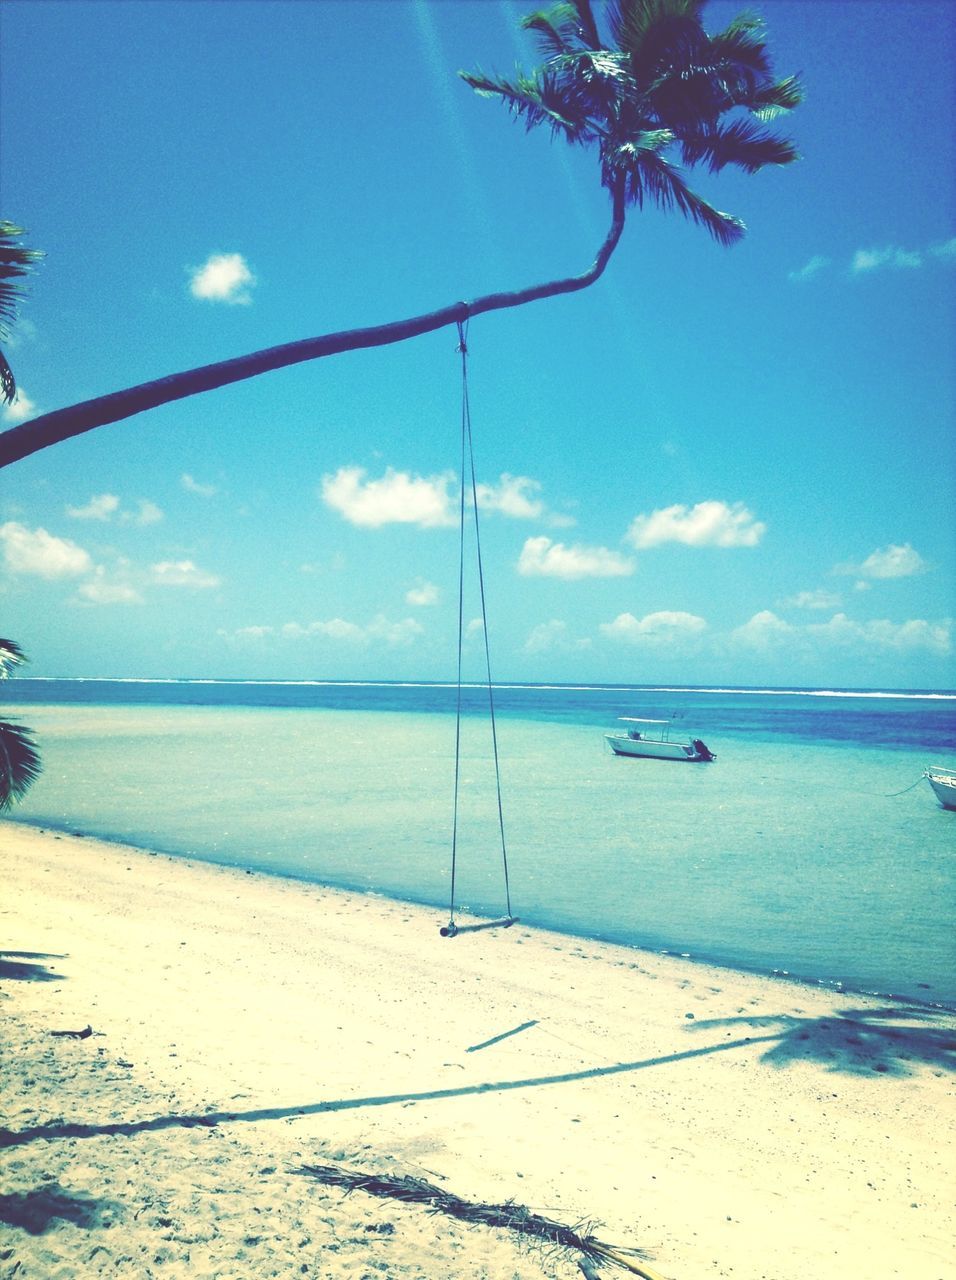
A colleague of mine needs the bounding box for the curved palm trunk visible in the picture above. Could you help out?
[0,187,626,470]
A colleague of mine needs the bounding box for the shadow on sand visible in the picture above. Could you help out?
[0,1183,113,1234]
[0,951,68,983]
[686,1006,956,1077]
[1,1002,952,1151]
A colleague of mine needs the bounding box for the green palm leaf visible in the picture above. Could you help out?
[521,6,585,58]
[0,350,14,405]
[0,222,43,404]
[460,67,581,140]
[681,117,800,173]
[0,222,42,340]
[0,637,42,808]
[0,637,29,677]
[609,0,705,67]
[0,719,42,811]
[749,74,805,121]
[624,149,746,244]
[565,0,602,50]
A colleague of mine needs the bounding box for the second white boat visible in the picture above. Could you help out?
[605,718,716,763]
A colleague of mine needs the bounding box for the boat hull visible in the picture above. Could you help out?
[605,734,713,762]
[926,773,956,810]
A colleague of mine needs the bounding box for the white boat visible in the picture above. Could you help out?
[924,766,956,810]
[605,718,716,763]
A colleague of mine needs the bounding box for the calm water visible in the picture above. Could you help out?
[4,679,955,1005]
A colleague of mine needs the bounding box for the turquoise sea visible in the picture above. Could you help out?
[4,679,955,1006]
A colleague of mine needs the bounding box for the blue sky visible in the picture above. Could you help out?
[0,0,953,689]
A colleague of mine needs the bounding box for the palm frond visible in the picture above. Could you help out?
[623,150,746,245]
[749,74,805,120]
[0,638,29,676]
[547,49,633,134]
[565,0,603,50]
[521,4,591,58]
[707,24,772,83]
[717,10,765,38]
[609,0,705,66]
[0,719,42,810]
[604,128,675,173]
[0,349,15,405]
[681,117,800,173]
[0,222,43,341]
[619,12,708,94]
[0,220,43,402]
[460,67,582,140]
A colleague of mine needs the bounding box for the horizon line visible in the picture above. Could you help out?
[9,676,956,701]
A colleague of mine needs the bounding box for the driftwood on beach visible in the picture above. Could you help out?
[296,1162,667,1279]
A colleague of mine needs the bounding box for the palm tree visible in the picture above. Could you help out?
[463,0,802,245]
[0,222,44,407]
[0,639,42,811]
[0,0,800,470]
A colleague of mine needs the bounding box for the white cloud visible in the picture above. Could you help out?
[277,615,425,647]
[730,610,795,650]
[182,473,218,497]
[365,616,424,646]
[851,246,922,274]
[406,580,439,606]
[627,500,765,549]
[731,609,950,657]
[476,474,544,520]
[0,521,92,578]
[1,388,37,423]
[796,236,956,282]
[125,499,163,527]
[523,619,591,654]
[835,542,927,580]
[781,589,843,611]
[67,494,121,521]
[233,625,274,639]
[66,494,163,526]
[189,252,256,304]
[321,465,456,528]
[517,536,634,580]
[788,254,830,283]
[151,559,221,589]
[75,567,144,605]
[806,613,951,656]
[600,610,707,645]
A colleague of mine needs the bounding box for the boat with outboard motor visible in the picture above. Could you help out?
[604,718,716,763]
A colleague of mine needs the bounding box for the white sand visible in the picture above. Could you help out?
[1,823,954,1280]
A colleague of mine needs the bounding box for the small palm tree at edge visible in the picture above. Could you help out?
[0,639,42,811]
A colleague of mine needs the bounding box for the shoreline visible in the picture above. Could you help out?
[7,815,953,1014]
[2,822,954,1279]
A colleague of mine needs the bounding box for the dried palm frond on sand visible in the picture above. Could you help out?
[296,1162,667,1278]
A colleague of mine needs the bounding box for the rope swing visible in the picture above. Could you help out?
[440,321,517,940]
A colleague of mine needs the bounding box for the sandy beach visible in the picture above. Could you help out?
[1,824,954,1280]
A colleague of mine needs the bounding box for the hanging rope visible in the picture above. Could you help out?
[441,320,517,939]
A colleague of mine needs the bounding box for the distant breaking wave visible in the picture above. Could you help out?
[17,676,956,700]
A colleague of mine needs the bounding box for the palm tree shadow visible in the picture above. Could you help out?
[0,1183,112,1234]
[688,1006,956,1076]
[2,1008,953,1152]
[0,951,67,982]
